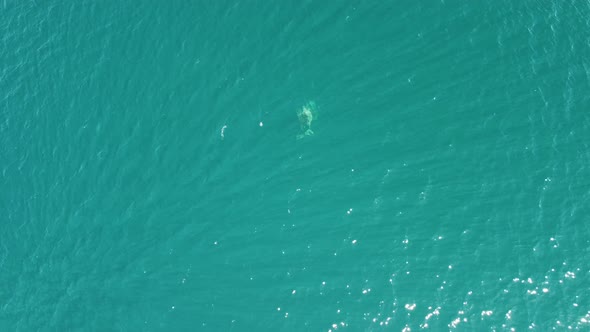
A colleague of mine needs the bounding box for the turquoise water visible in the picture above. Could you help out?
[2,1,590,331]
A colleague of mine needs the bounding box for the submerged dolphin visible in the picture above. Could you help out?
[296,102,316,139]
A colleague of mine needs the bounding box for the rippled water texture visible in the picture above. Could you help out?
[1,1,589,331]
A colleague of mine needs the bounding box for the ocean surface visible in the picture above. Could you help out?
[1,1,589,331]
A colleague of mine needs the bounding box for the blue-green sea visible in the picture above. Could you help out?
[2,1,589,331]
